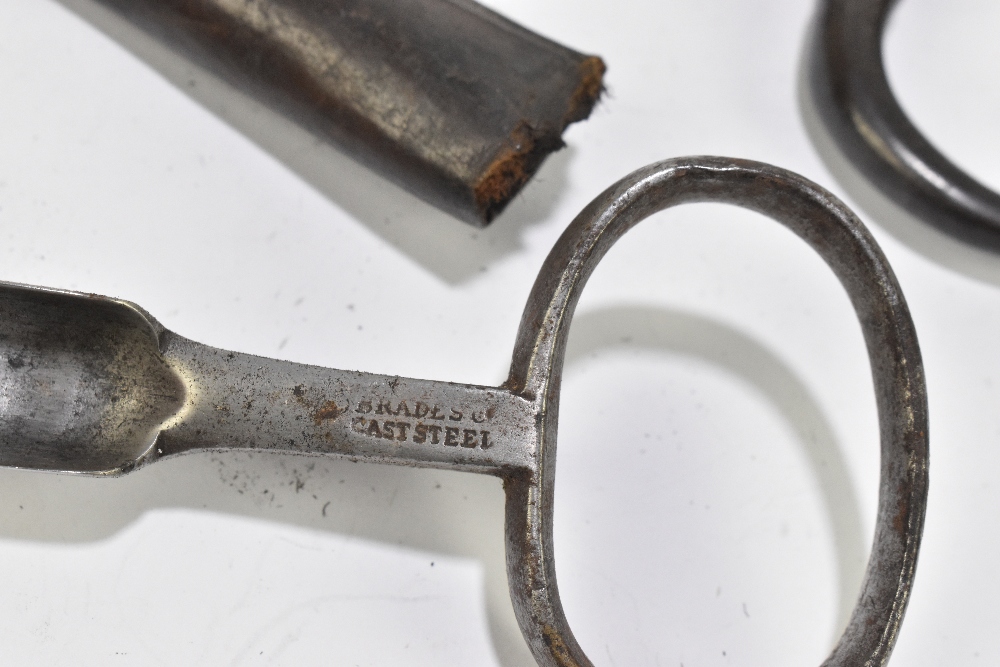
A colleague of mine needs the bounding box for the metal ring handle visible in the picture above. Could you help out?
[810,0,1000,251]
[502,157,928,666]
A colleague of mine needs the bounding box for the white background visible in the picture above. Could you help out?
[1,0,998,664]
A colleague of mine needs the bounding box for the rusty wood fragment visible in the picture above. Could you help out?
[92,0,606,225]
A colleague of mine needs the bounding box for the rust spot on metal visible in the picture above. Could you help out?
[563,56,606,124]
[473,57,604,223]
[893,485,910,533]
[312,400,347,425]
[291,385,346,425]
[541,624,575,666]
[474,122,549,222]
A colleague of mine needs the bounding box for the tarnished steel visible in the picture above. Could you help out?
[809,0,1000,251]
[0,158,927,665]
[87,0,605,226]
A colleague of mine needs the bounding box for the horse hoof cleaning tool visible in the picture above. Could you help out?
[0,158,927,666]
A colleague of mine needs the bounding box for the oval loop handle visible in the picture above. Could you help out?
[504,157,928,667]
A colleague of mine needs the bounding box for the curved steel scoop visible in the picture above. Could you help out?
[0,158,928,667]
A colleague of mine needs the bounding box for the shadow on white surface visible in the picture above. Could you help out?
[563,305,865,643]
[0,304,863,663]
[796,9,1000,287]
[53,0,574,286]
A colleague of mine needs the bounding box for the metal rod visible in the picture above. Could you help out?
[156,333,538,474]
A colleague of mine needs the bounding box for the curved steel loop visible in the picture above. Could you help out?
[502,157,928,666]
[810,0,1000,251]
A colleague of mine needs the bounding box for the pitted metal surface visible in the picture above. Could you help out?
[0,158,927,666]
[156,334,539,474]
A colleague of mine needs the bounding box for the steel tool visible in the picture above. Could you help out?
[83,0,604,226]
[810,0,1000,251]
[0,158,928,666]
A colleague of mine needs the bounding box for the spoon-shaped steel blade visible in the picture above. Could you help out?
[0,284,184,474]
